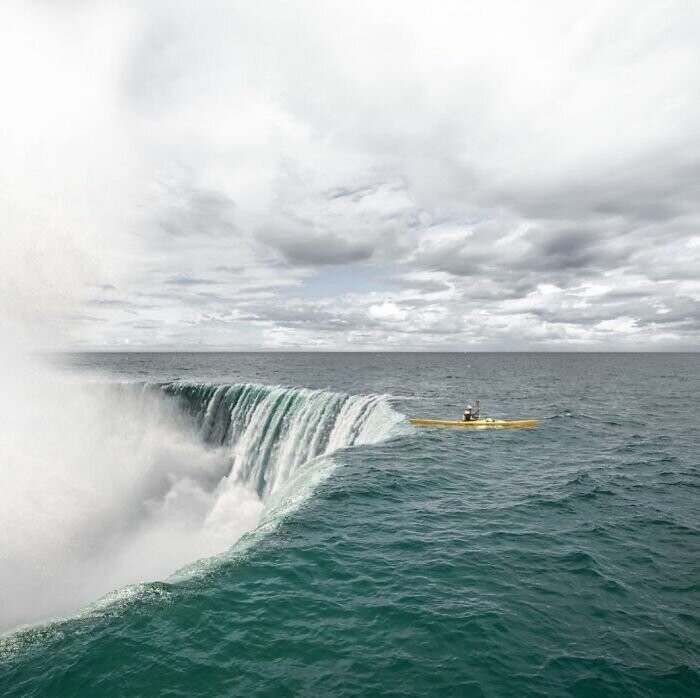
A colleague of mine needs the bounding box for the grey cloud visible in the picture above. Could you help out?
[414,216,657,288]
[529,295,700,332]
[166,275,220,286]
[157,187,237,238]
[263,228,375,266]
[324,184,383,201]
[122,13,188,113]
[240,302,349,328]
[468,278,544,302]
[256,175,424,268]
[87,298,134,307]
[211,265,245,274]
[522,226,633,272]
[389,277,451,293]
[491,157,700,226]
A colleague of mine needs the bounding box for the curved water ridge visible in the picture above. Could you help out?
[161,382,401,501]
[0,380,402,634]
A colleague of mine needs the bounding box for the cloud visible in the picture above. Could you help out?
[258,179,424,266]
[1,0,699,349]
[264,230,375,266]
[157,186,237,239]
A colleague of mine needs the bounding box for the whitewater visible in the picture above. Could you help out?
[0,368,403,633]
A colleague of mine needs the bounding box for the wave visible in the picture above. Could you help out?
[0,379,403,634]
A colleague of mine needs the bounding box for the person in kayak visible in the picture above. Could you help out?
[462,400,481,421]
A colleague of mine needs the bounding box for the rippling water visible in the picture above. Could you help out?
[1,353,698,697]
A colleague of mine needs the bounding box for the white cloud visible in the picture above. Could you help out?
[369,301,407,323]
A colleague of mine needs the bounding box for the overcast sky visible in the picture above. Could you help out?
[1,0,699,351]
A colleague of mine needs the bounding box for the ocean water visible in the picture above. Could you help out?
[0,352,698,697]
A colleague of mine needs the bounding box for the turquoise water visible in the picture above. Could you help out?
[1,353,698,696]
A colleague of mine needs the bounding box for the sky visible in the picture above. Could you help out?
[1,0,699,351]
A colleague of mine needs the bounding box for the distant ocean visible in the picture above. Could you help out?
[1,353,698,697]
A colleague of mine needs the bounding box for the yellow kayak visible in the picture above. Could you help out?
[409,417,537,428]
